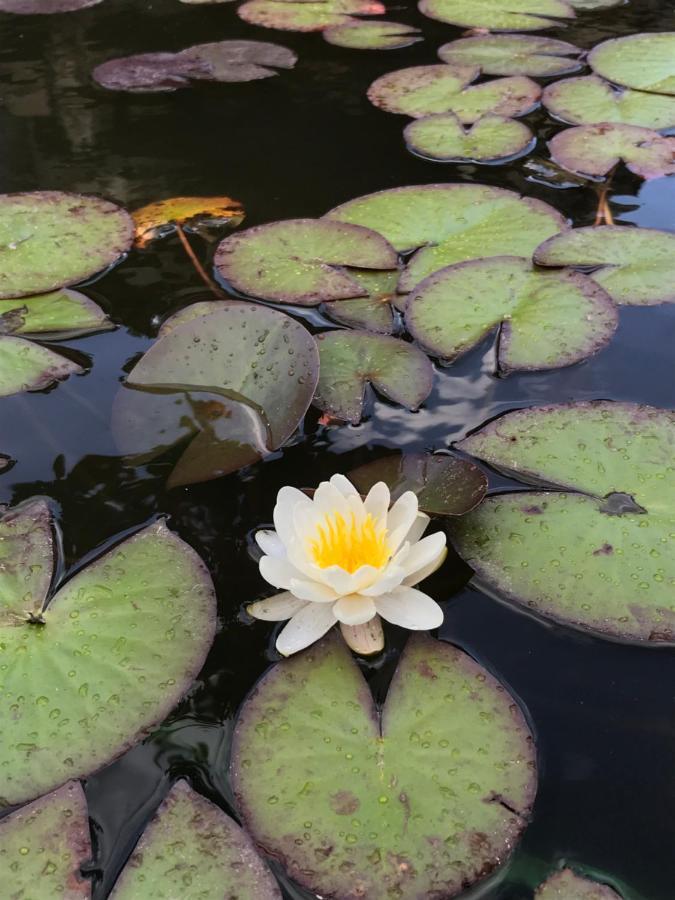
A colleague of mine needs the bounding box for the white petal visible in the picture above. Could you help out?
[329,473,359,497]
[247,592,307,621]
[364,481,390,523]
[288,578,339,603]
[404,546,448,586]
[400,532,447,579]
[259,555,304,589]
[276,603,337,656]
[333,594,377,626]
[255,530,285,559]
[386,492,420,552]
[319,564,380,595]
[375,585,444,630]
[340,617,384,655]
[402,512,430,546]
[313,480,351,520]
[274,486,312,545]
[358,565,405,596]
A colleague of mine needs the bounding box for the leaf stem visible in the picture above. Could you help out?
[175,224,227,299]
[593,165,617,226]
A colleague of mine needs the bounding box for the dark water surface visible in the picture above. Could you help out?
[0,0,674,897]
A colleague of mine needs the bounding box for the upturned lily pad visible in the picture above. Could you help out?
[132,196,245,247]
[406,257,617,373]
[349,452,487,515]
[0,504,216,806]
[110,781,281,899]
[453,401,675,644]
[418,0,574,31]
[231,633,536,900]
[313,329,433,423]
[367,65,540,122]
[534,226,675,306]
[323,269,398,334]
[438,35,581,78]
[238,0,385,32]
[543,75,675,129]
[0,191,133,299]
[549,124,675,180]
[536,868,623,898]
[323,21,422,50]
[0,0,100,11]
[214,219,397,305]
[0,336,83,398]
[589,33,675,97]
[404,113,534,163]
[326,184,567,292]
[0,289,110,338]
[0,782,90,896]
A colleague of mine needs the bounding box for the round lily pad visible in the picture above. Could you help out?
[453,401,675,644]
[549,123,675,180]
[323,269,398,334]
[133,195,245,247]
[404,113,534,163]
[238,0,384,32]
[438,35,581,78]
[93,53,200,93]
[0,335,83,398]
[406,256,617,373]
[534,226,675,306]
[323,21,422,49]
[536,868,623,898]
[0,191,133,299]
[231,633,536,900]
[214,219,397,305]
[326,184,567,293]
[313,329,434,423]
[418,0,574,31]
[0,0,101,11]
[0,288,110,338]
[589,33,675,97]
[543,75,675,129]
[368,65,540,122]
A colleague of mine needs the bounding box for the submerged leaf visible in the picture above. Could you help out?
[0,335,83,398]
[238,0,384,32]
[132,196,245,247]
[322,269,398,334]
[418,0,574,31]
[404,113,534,163]
[323,20,422,50]
[536,868,624,898]
[0,288,110,338]
[589,33,675,97]
[549,123,675,180]
[439,34,581,78]
[543,75,675,129]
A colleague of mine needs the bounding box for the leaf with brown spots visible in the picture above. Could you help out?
[132,196,245,248]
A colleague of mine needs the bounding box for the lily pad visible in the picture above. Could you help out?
[453,401,675,644]
[323,21,422,50]
[0,782,90,896]
[238,0,385,32]
[404,113,534,163]
[589,33,675,97]
[367,65,540,122]
[110,781,281,899]
[0,504,216,806]
[0,288,110,338]
[549,124,675,180]
[132,196,245,248]
[214,219,397,305]
[231,633,536,900]
[438,34,581,78]
[0,191,133,299]
[349,452,487,515]
[536,868,623,898]
[323,269,398,334]
[313,329,433,423]
[406,257,617,373]
[534,226,675,306]
[0,336,83,398]
[0,0,101,11]
[418,0,574,31]
[543,75,675,128]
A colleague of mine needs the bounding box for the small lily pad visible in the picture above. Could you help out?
[132,195,245,247]
[238,0,385,32]
[536,868,623,898]
[418,0,574,31]
[534,226,675,306]
[406,257,617,373]
[589,33,675,97]
[231,633,536,900]
[438,34,581,78]
[0,0,100,11]
[0,336,83,398]
[404,113,534,163]
[543,75,675,129]
[323,21,422,50]
[214,219,397,305]
[323,269,398,333]
[549,123,675,180]
[0,288,110,338]
[0,191,133,299]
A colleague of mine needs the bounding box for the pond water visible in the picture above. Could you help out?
[0,0,674,897]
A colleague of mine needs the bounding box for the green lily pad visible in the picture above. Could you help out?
[453,401,675,644]
[367,65,540,122]
[323,21,422,49]
[589,33,675,97]
[231,633,536,899]
[0,505,216,806]
[536,868,623,898]
[0,191,134,299]
[110,781,281,899]
[0,782,90,896]
[0,0,101,11]
[418,0,574,31]
[214,219,397,305]
[543,75,675,129]
[349,451,487,515]
[238,0,384,32]
[0,335,83,398]
[0,288,110,338]
[323,269,397,334]
[0,498,54,621]
[534,226,675,306]
[406,257,617,373]
[326,184,567,293]
[404,113,534,163]
[313,329,434,423]
[549,123,675,180]
[438,35,581,77]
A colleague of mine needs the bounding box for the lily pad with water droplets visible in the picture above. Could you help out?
[231,632,536,900]
[543,75,675,129]
[238,0,385,32]
[534,226,675,306]
[132,196,245,248]
[438,34,581,78]
[589,33,675,97]
[323,269,398,334]
[0,288,110,338]
[536,868,623,898]
[404,113,534,163]
[313,329,433,423]
[549,124,675,180]
[0,335,83,398]
[0,0,100,11]
[418,0,574,31]
[323,20,422,50]
[453,401,675,644]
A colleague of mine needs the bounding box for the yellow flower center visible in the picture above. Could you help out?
[309,511,390,573]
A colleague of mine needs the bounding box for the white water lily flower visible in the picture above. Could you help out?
[247,474,447,656]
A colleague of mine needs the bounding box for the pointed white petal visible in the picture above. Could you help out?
[358,565,405,596]
[340,616,384,655]
[288,578,339,603]
[375,585,444,630]
[400,531,447,578]
[255,530,285,559]
[329,473,359,497]
[364,481,390,523]
[318,564,380,595]
[276,603,337,656]
[333,594,377,626]
[386,492,420,552]
[247,592,307,621]
[259,555,304,590]
[402,511,430,546]
[404,545,448,586]
[273,486,312,545]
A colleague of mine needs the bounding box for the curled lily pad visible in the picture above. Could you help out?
[0,0,100,11]
[110,781,281,899]
[0,783,90,896]
[132,196,245,248]
[534,226,675,306]
[0,336,83,398]
[0,191,133,299]
[238,0,384,32]
[323,21,422,50]
[231,633,536,900]
[549,124,675,180]
[404,113,534,163]
[453,401,675,644]
[406,257,617,373]
[438,34,581,78]
[349,452,487,515]
[536,868,623,898]
[313,329,433,423]
[543,75,675,129]
[323,269,398,334]
[418,0,574,31]
[367,65,540,122]
[326,184,567,292]
[214,219,397,305]
[0,288,110,338]
[589,33,675,97]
